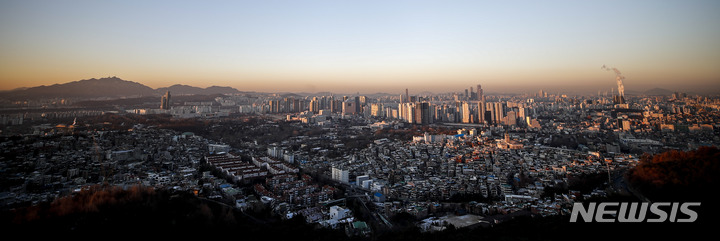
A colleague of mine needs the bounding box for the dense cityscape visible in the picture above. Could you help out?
[2,0,718,239]
[1,78,718,239]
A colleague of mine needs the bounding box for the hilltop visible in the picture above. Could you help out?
[0,77,155,100]
[0,77,241,100]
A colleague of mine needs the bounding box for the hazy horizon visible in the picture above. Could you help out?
[2,1,719,95]
[4,75,717,97]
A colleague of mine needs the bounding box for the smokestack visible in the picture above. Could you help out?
[602,65,625,97]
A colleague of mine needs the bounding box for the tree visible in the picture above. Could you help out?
[626,146,720,202]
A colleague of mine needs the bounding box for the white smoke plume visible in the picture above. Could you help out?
[602,65,625,97]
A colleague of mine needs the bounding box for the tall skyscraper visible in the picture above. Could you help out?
[478,84,485,124]
[494,102,505,125]
[487,102,495,125]
[293,98,301,113]
[405,89,409,103]
[414,102,432,124]
[284,97,295,112]
[462,102,473,123]
[160,91,171,110]
[270,100,280,113]
[454,101,463,123]
[342,101,357,115]
[403,103,416,123]
[414,104,423,124]
[370,103,384,117]
[506,111,517,126]
[354,96,361,113]
[309,97,319,113]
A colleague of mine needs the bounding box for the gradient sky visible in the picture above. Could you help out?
[1,0,719,94]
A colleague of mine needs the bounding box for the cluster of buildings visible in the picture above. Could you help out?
[128,91,233,118]
[205,153,337,207]
[2,84,719,234]
[327,131,640,219]
[0,124,208,207]
[248,85,546,128]
[211,86,720,231]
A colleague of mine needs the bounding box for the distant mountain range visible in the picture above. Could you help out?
[0,77,241,100]
[156,84,241,96]
[0,76,699,101]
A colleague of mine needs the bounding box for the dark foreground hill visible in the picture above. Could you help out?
[626,146,720,203]
[2,185,714,241]
[1,185,348,240]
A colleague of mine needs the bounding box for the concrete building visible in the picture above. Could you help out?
[332,167,349,184]
[160,91,171,110]
[356,175,369,187]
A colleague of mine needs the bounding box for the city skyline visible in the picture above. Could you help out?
[2,1,719,233]
[1,0,719,94]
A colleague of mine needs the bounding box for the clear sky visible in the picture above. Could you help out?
[1,0,719,94]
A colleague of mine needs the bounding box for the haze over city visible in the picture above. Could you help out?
[3,1,720,239]
[1,0,719,94]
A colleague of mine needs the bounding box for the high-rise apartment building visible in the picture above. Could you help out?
[354,96,361,114]
[370,103,384,117]
[331,167,349,184]
[494,102,505,125]
[330,97,341,113]
[342,101,357,115]
[404,103,416,123]
[478,84,485,124]
[462,102,473,123]
[160,91,171,110]
[309,97,319,113]
[414,102,432,124]
[506,111,517,126]
[518,107,526,121]
[292,98,301,113]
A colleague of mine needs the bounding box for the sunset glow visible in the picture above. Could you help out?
[1,0,719,94]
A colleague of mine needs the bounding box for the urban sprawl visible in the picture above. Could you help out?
[2,85,718,236]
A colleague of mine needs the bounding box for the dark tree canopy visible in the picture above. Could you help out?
[626,146,720,202]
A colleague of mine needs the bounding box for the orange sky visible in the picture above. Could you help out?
[1,1,718,94]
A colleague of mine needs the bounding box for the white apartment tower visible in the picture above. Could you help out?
[331,167,349,184]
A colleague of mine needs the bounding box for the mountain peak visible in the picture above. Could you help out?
[1,77,156,100]
[0,77,242,100]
